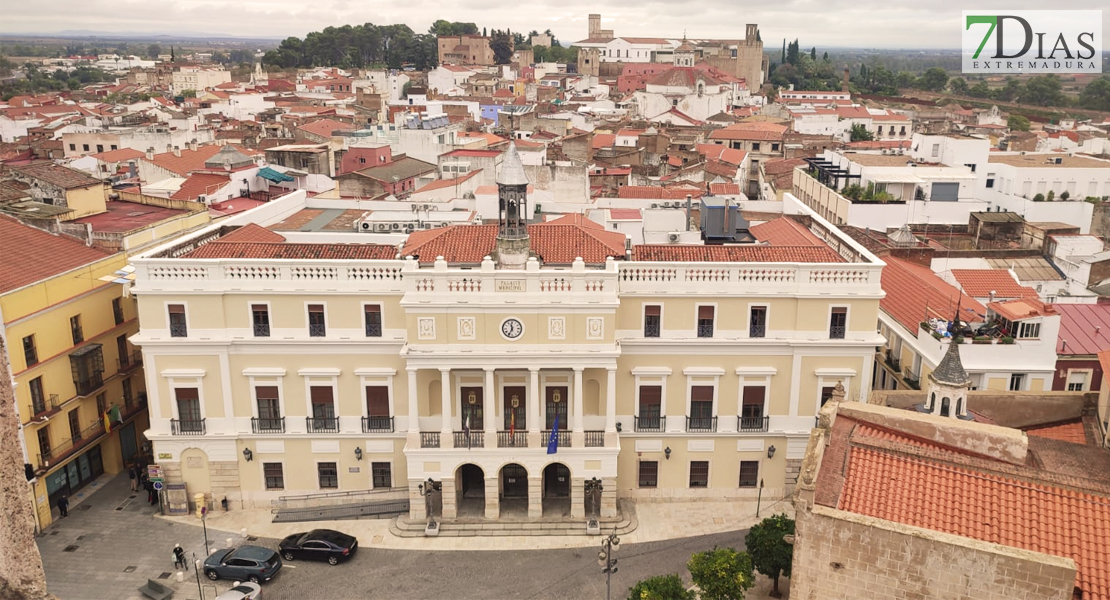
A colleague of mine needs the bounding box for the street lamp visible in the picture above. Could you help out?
[756,479,765,518]
[418,478,441,528]
[193,555,204,600]
[584,477,603,527]
[597,531,620,600]
[200,506,209,556]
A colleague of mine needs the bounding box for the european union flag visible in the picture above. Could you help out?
[547,414,560,454]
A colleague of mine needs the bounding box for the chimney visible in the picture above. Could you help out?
[189,139,198,151]
[842,68,850,94]
[685,194,692,232]
[146,147,154,160]
[173,146,181,157]
[166,144,173,154]
[128,161,137,179]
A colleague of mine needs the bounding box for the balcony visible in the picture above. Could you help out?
[452,431,484,448]
[119,394,148,421]
[697,323,714,338]
[170,323,187,337]
[686,416,718,433]
[118,350,143,372]
[309,323,326,337]
[253,322,271,337]
[420,432,440,448]
[73,373,105,397]
[252,417,286,434]
[37,419,106,471]
[362,416,394,433]
[31,394,61,421]
[542,429,571,448]
[738,415,769,433]
[306,417,339,433]
[634,415,664,433]
[643,321,660,338]
[171,418,206,435]
[584,430,605,447]
[498,430,528,447]
[829,325,846,339]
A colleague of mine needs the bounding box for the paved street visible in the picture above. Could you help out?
[39,473,788,599]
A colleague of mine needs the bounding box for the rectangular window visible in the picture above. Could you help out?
[96,392,106,417]
[69,144,76,151]
[644,305,661,338]
[1066,371,1087,392]
[308,304,326,337]
[1017,321,1040,339]
[23,335,37,366]
[70,344,105,396]
[264,463,284,489]
[310,385,335,419]
[372,462,392,488]
[829,307,847,339]
[68,408,81,442]
[364,304,382,337]
[1009,373,1025,391]
[175,387,202,427]
[96,144,104,153]
[252,304,270,337]
[168,304,187,337]
[749,306,766,338]
[318,462,338,488]
[82,144,89,152]
[37,428,51,458]
[739,461,759,488]
[112,297,125,325]
[689,461,709,488]
[771,143,780,152]
[117,334,129,368]
[637,385,662,431]
[820,386,836,407]
[122,378,133,404]
[697,306,715,338]
[752,142,761,152]
[255,385,281,432]
[30,377,46,415]
[741,386,765,422]
[70,315,83,345]
[690,385,714,429]
[638,461,658,488]
[986,175,995,189]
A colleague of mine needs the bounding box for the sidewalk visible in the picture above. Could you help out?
[159,492,795,551]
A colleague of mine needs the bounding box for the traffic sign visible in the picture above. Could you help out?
[153,481,164,491]
[148,464,164,483]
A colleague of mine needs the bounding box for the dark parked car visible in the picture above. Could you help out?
[278,529,358,565]
[204,545,282,583]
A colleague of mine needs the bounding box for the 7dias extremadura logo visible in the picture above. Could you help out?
[963,10,1102,73]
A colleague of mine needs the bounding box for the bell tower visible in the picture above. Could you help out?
[494,143,531,269]
[922,340,973,420]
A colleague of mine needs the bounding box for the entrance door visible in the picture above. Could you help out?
[545,386,568,429]
[460,387,483,431]
[503,386,525,430]
[543,464,570,497]
[119,422,137,464]
[502,464,528,498]
[459,464,485,499]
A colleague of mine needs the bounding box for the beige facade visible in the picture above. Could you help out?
[131,190,884,521]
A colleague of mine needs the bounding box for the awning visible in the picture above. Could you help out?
[257,167,295,183]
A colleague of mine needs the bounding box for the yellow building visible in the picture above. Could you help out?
[1,215,149,530]
[131,147,884,523]
[9,162,107,219]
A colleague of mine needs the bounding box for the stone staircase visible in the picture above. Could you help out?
[389,504,637,538]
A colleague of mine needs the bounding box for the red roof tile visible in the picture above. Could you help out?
[91,148,145,162]
[145,144,258,177]
[220,223,286,243]
[697,144,747,166]
[11,161,102,189]
[591,133,616,150]
[631,244,843,263]
[707,121,789,142]
[170,173,229,201]
[750,218,826,247]
[708,183,740,195]
[617,186,704,200]
[951,269,1038,300]
[0,214,111,293]
[297,118,354,139]
[1023,420,1089,445]
[880,257,986,332]
[413,170,482,194]
[183,241,397,260]
[988,298,1057,321]
[402,219,626,265]
[1055,304,1110,356]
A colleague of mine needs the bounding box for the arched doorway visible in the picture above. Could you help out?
[500,463,529,518]
[455,464,485,519]
[542,463,571,518]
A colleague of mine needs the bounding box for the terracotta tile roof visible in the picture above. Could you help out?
[762,157,808,190]
[297,118,354,139]
[697,144,747,166]
[750,217,826,247]
[880,257,986,332]
[609,208,642,220]
[951,269,1039,300]
[1023,420,1090,445]
[145,144,258,177]
[646,67,727,88]
[349,156,437,183]
[220,223,286,243]
[988,298,1058,321]
[170,173,229,201]
[0,214,111,293]
[414,170,482,194]
[707,122,788,142]
[704,160,738,179]
[618,186,704,200]
[708,183,740,195]
[402,224,498,264]
[631,244,843,263]
[830,417,1110,600]
[91,148,144,162]
[11,161,102,189]
[591,133,616,149]
[1056,305,1110,356]
[183,240,398,260]
[402,219,626,265]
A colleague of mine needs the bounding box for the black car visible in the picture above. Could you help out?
[278,529,358,565]
[203,545,282,583]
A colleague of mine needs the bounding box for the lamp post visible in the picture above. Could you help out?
[756,478,764,518]
[418,478,441,527]
[200,506,209,556]
[193,555,204,600]
[584,477,603,527]
[597,531,620,600]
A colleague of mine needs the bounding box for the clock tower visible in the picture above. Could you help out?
[494,143,531,269]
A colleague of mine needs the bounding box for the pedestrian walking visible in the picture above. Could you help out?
[144,478,156,505]
[172,544,187,570]
[128,464,138,492]
[57,495,69,518]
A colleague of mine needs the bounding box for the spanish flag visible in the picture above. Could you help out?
[104,410,112,433]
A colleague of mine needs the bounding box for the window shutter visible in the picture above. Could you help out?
[691,386,714,402]
[310,386,333,404]
[645,305,661,316]
[698,306,714,320]
[742,386,765,405]
[366,386,389,416]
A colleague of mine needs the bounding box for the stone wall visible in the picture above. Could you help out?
[790,505,1076,600]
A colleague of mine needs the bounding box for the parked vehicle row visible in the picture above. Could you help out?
[204,529,357,590]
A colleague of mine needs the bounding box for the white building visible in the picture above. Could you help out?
[172,67,232,94]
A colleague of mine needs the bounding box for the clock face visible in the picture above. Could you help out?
[501,318,524,340]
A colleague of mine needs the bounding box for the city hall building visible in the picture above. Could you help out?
[131,146,884,523]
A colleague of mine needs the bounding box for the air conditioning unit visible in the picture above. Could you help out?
[359,221,373,231]
[651,203,660,209]
[440,222,450,227]
[404,225,415,233]
[391,223,400,230]
[668,233,679,242]
[376,223,389,231]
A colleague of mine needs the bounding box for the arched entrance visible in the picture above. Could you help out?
[499,463,529,518]
[455,464,484,518]
[542,463,571,518]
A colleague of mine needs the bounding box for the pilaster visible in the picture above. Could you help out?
[600,476,618,518]
[570,477,585,519]
[484,368,497,449]
[441,478,457,520]
[527,476,542,519]
[484,476,500,519]
[408,479,427,521]
[439,367,452,444]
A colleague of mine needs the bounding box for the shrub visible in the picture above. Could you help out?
[1047,190,1055,202]
[973,336,991,344]
[1060,190,1070,201]
[1001,336,1015,344]
[627,575,696,600]
[745,514,795,598]
[932,331,943,340]
[688,547,756,600]
[1032,193,1045,202]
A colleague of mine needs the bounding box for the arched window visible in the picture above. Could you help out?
[955,398,963,416]
[927,392,936,411]
[940,397,951,417]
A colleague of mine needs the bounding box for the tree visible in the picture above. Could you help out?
[810,47,816,61]
[895,71,917,89]
[687,547,755,600]
[781,40,785,64]
[489,30,513,65]
[627,575,696,600]
[948,77,968,95]
[918,67,949,92]
[745,515,795,598]
[1047,190,1055,202]
[180,89,197,98]
[850,123,874,142]
[786,39,800,66]
[1020,75,1065,106]
[822,51,828,62]
[147,44,162,59]
[969,81,992,98]
[170,46,175,62]
[1007,114,1030,131]
[1078,76,1110,111]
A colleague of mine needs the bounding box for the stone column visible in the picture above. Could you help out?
[484,476,500,519]
[484,367,497,448]
[527,476,543,519]
[570,477,585,519]
[605,366,618,446]
[408,479,426,521]
[571,366,585,447]
[600,476,618,518]
[406,368,419,446]
[441,477,458,520]
[527,367,541,447]
[439,368,452,446]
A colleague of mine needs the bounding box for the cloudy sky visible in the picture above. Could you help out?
[2,1,1107,49]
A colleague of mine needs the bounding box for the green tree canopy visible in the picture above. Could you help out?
[1020,75,1065,106]
[1079,76,1110,111]
[1007,114,1031,131]
[948,77,968,95]
[146,44,162,59]
[745,515,796,598]
[627,574,696,600]
[428,20,479,36]
[850,123,874,142]
[687,547,755,600]
[918,67,949,92]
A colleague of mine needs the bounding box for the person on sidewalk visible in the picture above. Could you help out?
[128,464,138,492]
[144,478,156,505]
[172,544,187,571]
[57,496,69,518]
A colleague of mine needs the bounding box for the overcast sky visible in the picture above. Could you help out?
[1,1,1107,50]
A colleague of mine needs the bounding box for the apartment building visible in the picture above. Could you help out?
[130,147,884,523]
[1,216,148,530]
